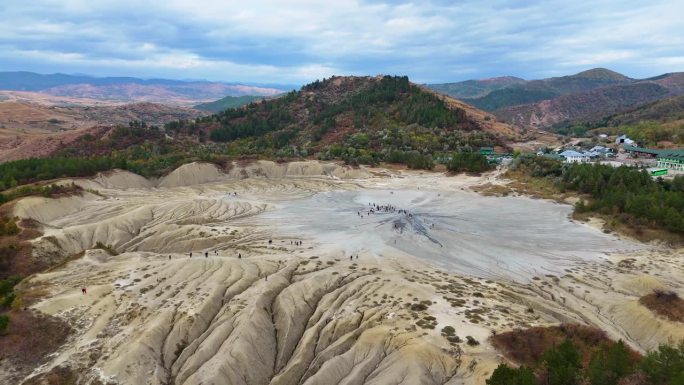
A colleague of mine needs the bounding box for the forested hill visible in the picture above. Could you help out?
[168,75,507,160]
[0,76,513,189]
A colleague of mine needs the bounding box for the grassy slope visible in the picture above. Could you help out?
[194,95,266,113]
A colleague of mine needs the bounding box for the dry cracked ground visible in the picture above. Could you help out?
[2,161,683,385]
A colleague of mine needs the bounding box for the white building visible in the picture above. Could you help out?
[560,150,589,163]
[616,135,635,145]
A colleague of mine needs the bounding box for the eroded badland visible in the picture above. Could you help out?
[2,161,683,384]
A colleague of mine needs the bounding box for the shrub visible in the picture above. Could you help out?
[486,364,536,385]
[587,340,634,385]
[639,289,684,322]
[541,339,581,385]
[0,314,8,335]
[447,152,492,173]
[639,340,684,384]
[466,336,480,346]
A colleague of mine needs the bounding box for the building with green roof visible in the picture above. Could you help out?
[656,149,684,172]
[623,145,660,158]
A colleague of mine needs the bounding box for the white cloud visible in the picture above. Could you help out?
[0,0,682,83]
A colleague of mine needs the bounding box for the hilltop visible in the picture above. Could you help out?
[200,75,508,153]
[66,76,514,167]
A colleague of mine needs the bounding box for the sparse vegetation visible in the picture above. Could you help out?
[639,289,684,322]
[0,181,83,202]
[0,217,19,236]
[94,242,118,256]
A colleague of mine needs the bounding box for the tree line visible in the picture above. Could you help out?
[488,338,684,385]
[512,155,684,234]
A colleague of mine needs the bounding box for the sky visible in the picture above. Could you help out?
[1,0,683,85]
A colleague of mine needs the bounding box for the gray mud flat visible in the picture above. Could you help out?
[262,188,639,280]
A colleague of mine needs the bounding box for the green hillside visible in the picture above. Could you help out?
[427,68,633,112]
[463,84,558,111]
[427,76,526,99]
[462,68,633,111]
[194,95,266,113]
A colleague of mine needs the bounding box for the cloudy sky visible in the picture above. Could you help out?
[1,0,682,85]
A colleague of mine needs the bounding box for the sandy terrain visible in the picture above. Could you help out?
[3,161,682,384]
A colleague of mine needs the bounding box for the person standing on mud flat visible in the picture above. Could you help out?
[189,252,192,258]
[81,287,87,295]
[205,252,208,258]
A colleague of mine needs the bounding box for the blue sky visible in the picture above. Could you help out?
[1,0,682,85]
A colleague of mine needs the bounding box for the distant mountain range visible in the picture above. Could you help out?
[427,76,526,99]
[428,68,684,130]
[0,71,290,106]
